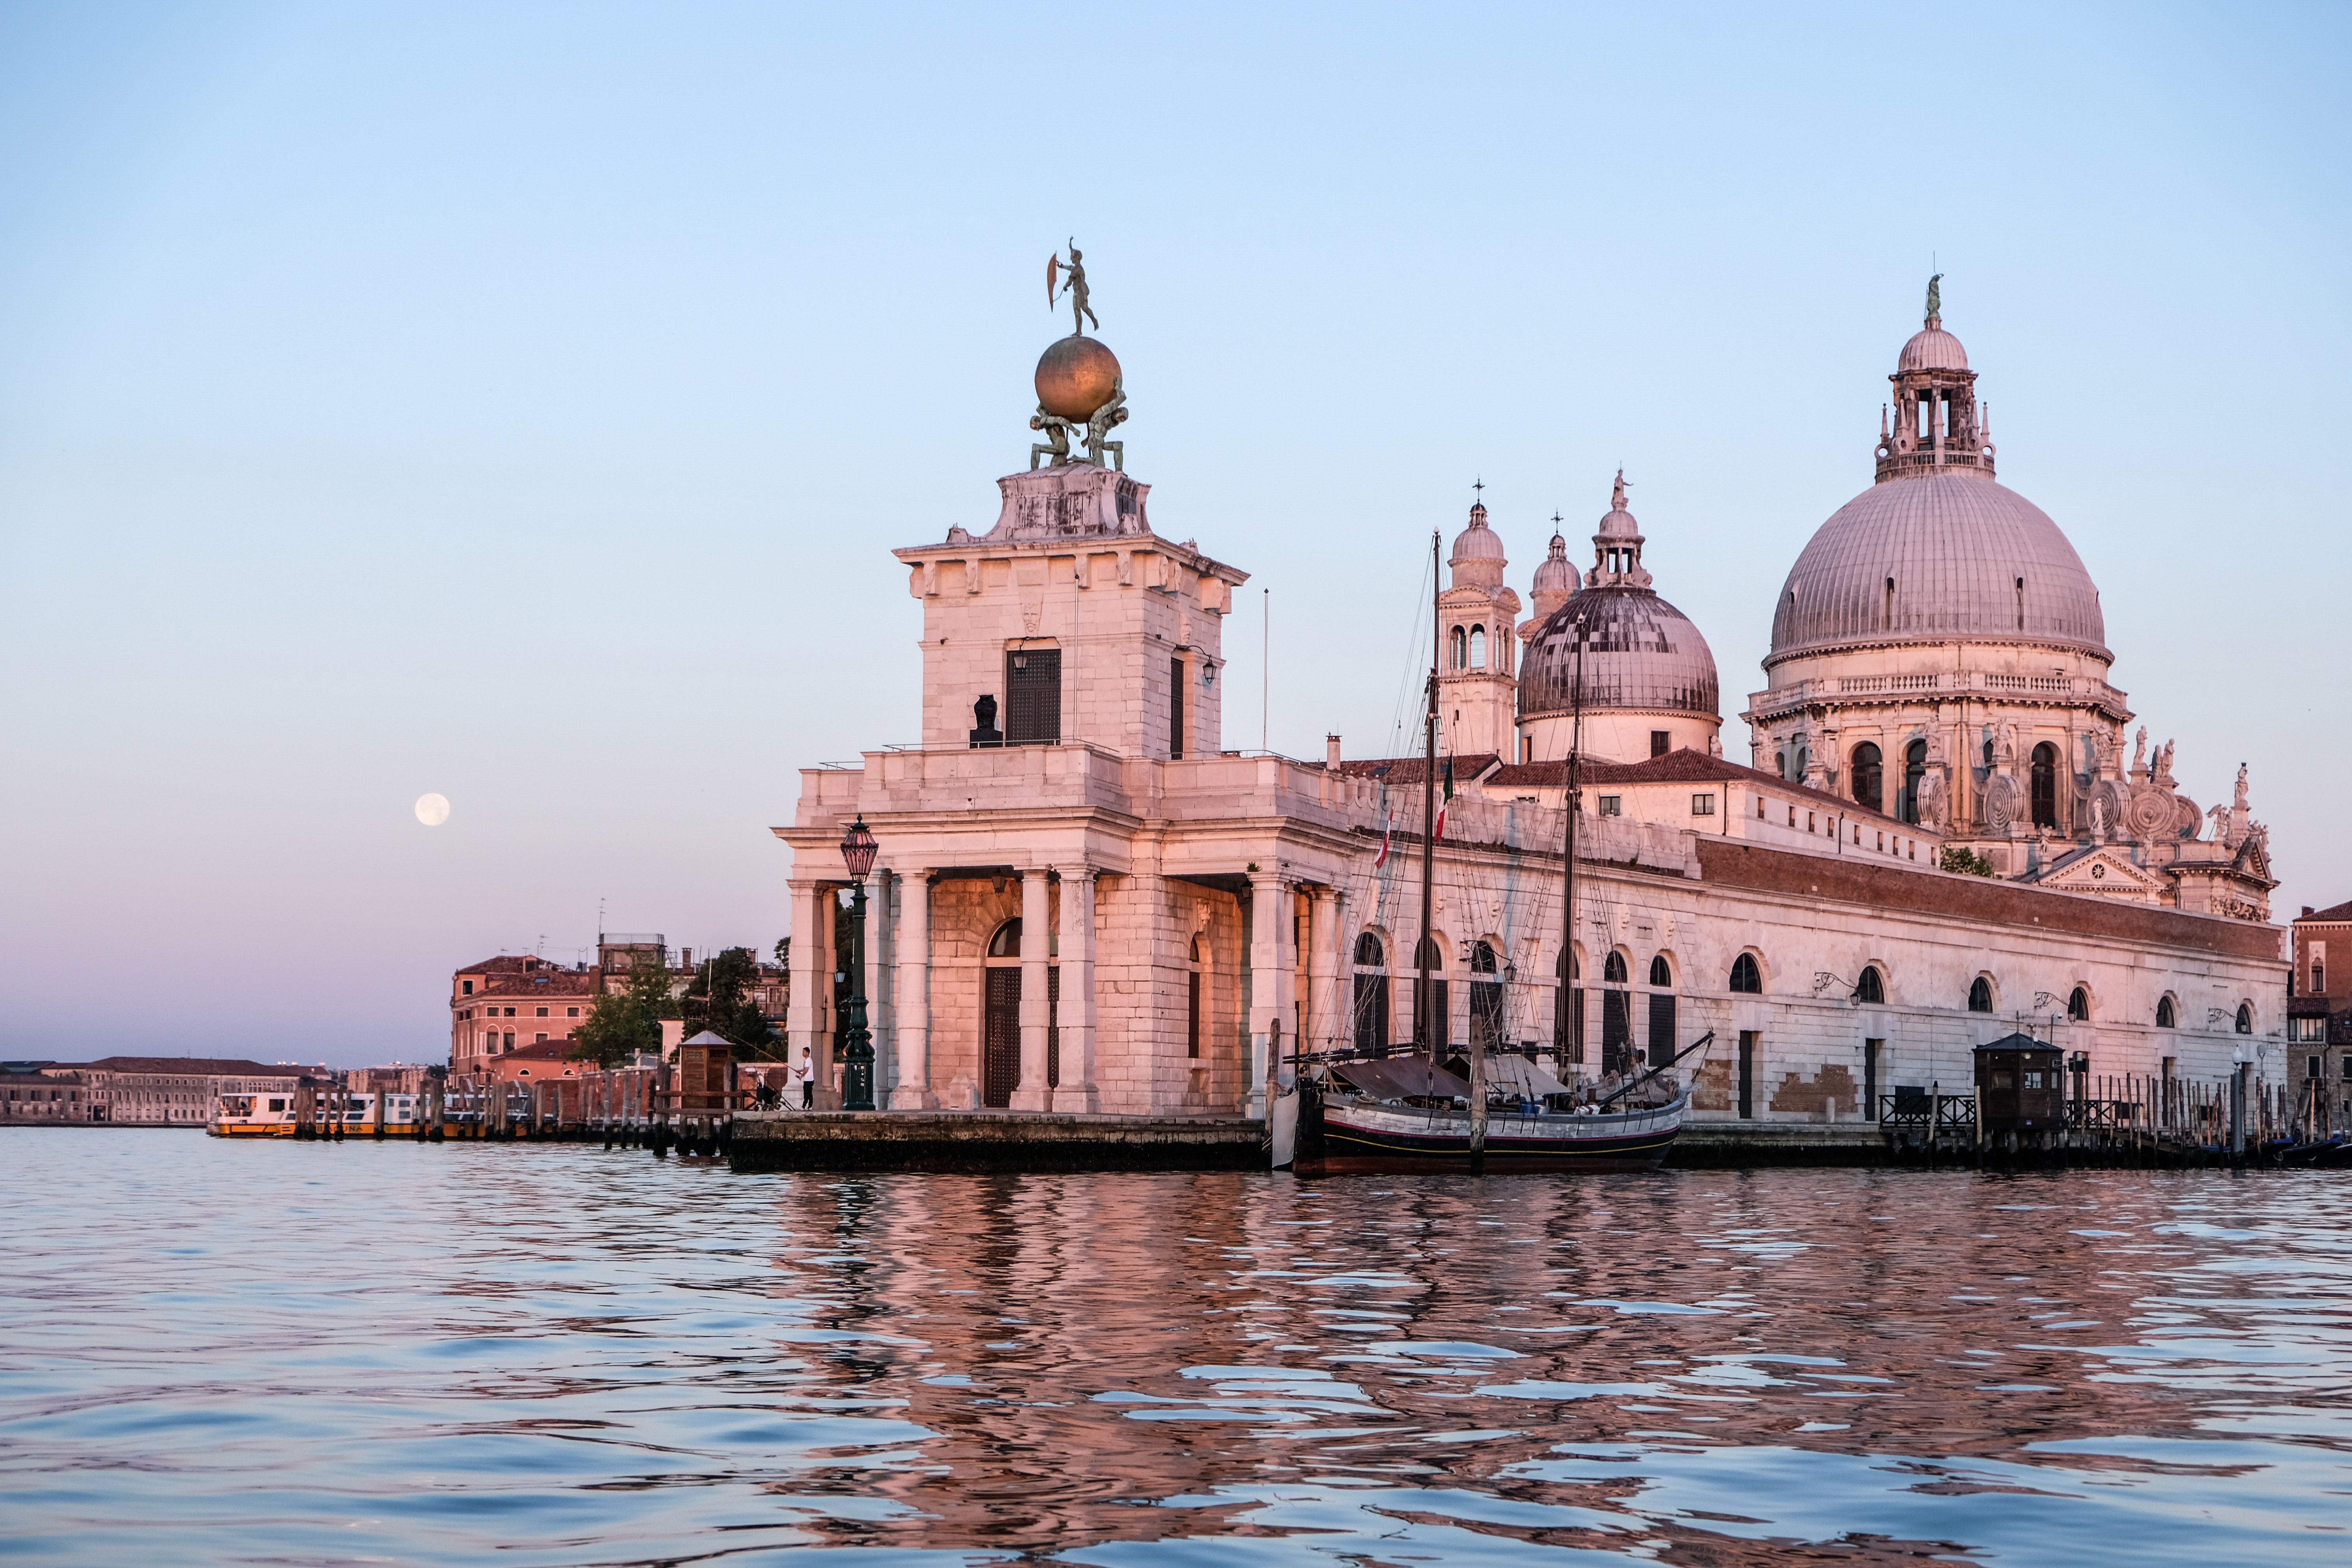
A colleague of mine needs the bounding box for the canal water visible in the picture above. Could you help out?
[3,1132,2347,1566]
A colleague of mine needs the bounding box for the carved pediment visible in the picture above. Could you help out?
[2032,846,2168,902]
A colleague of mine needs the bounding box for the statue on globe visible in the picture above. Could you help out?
[1048,240,1098,336]
[1082,376,1128,471]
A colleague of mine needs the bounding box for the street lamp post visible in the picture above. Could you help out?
[837,815,879,1112]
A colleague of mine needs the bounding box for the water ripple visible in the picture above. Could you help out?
[2,1135,2348,1565]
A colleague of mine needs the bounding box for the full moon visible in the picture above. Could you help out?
[415,793,450,827]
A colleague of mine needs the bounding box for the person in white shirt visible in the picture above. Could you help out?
[793,1045,815,1109]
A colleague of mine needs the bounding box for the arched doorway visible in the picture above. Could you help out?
[982,919,1025,1108]
[1601,950,1632,1076]
[1469,940,1504,1053]
[2031,742,2059,829]
[1352,931,1390,1056]
[1851,743,1884,815]
[1554,948,1582,1068]
[1412,935,1448,1051]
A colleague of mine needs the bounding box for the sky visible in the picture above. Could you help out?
[2,2,2346,1067]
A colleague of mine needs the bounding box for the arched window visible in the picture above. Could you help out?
[1603,951,1628,984]
[1968,975,1993,1013]
[2235,1003,2253,1035]
[1449,626,1467,669]
[1855,965,1884,1005]
[1900,739,1926,824]
[2067,985,2089,1022]
[987,918,1023,958]
[1729,953,1762,994]
[2031,742,2059,829]
[1796,745,1809,778]
[2156,995,2177,1029]
[1648,954,1671,987]
[1470,940,1498,973]
[1469,626,1487,669]
[1351,931,1390,1055]
[1851,743,1883,815]
[1187,934,1203,1059]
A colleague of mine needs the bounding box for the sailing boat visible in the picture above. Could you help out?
[1293,530,1698,1175]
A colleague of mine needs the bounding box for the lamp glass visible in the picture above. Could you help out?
[839,816,879,880]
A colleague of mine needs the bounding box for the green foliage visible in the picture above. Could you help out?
[684,946,783,1058]
[1939,845,1998,878]
[568,958,679,1069]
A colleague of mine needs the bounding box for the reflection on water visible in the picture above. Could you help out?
[2,1132,2348,1566]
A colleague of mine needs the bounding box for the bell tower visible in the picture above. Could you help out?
[1437,497,1520,759]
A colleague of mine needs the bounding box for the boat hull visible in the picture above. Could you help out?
[1296,1081,1686,1175]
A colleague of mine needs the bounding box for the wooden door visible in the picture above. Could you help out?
[983,967,1021,1109]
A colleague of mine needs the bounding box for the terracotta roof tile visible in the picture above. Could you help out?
[475,973,598,999]
[1321,753,1501,786]
[2298,899,2352,923]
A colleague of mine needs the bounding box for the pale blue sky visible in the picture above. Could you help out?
[3,3,2345,1065]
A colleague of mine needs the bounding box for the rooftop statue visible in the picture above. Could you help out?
[1049,240,1098,337]
[1925,272,1943,321]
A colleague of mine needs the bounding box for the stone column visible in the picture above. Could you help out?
[867,869,894,1102]
[1013,869,1052,1111]
[1053,866,1100,1112]
[1247,871,1292,1120]
[1310,886,1341,1056]
[890,869,935,1109]
[786,880,836,1106]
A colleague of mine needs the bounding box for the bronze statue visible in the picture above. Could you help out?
[1052,239,1098,336]
[1926,272,1943,321]
[1028,407,1076,470]
[1082,375,1127,470]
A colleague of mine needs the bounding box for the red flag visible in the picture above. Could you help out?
[1375,808,1395,867]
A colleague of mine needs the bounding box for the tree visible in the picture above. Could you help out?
[683,946,784,1058]
[568,958,679,1069]
[1940,845,1998,878]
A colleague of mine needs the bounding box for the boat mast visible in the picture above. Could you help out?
[1559,611,1586,1086]
[1419,528,1439,1065]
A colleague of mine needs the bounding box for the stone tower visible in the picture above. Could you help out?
[1436,501,1521,759]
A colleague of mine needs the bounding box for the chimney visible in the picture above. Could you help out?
[1326,733,1342,768]
[681,947,691,969]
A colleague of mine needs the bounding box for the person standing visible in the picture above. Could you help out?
[794,1045,815,1110]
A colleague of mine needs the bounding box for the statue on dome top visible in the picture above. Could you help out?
[1049,240,1098,337]
[2234,762,2249,812]
[1925,272,1943,322]
[1611,469,1630,511]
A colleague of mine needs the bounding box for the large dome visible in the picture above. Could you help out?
[1768,472,2108,664]
[1519,585,1719,720]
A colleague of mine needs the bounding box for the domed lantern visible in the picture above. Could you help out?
[838,816,878,882]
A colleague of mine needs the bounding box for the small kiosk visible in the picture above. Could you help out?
[1973,1031,2065,1134]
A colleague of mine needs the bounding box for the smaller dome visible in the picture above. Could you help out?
[1595,506,1640,541]
[1898,323,1968,373]
[1450,502,1506,563]
[1531,534,1577,596]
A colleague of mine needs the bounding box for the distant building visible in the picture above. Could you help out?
[2288,901,2350,1126]
[447,938,787,1077]
[3,1065,85,1122]
[45,1058,321,1126]
[449,955,598,1073]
